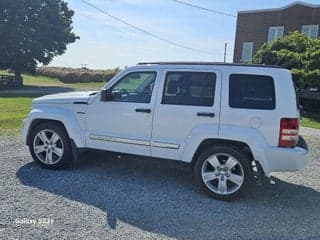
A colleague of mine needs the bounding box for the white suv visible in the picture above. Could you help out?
[22,62,308,200]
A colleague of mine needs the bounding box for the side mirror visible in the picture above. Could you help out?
[100,89,113,101]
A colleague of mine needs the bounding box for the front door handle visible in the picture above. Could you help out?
[135,108,151,113]
[197,112,215,118]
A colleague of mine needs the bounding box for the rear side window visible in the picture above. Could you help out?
[162,72,216,106]
[229,74,275,110]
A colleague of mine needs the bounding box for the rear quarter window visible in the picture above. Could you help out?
[229,74,276,110]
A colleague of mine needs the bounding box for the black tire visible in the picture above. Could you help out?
[29,122,72,169]
[194,145,252,201]
[297,135,308,151]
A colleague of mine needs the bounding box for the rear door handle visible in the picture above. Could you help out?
[135,108,151,113]
[197,112,215,118]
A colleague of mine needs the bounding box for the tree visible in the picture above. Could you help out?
[252,31,320,89]
[0,0,78,80]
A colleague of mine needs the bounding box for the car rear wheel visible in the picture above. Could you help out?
[29,122,72,169]
[194,145,252,200]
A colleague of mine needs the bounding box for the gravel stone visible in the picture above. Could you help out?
[0,127,320,239]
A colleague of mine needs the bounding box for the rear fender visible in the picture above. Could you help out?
[182,124,270,174]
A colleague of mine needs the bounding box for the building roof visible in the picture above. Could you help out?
[238,1,320,14]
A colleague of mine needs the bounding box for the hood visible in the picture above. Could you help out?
[32,91,98,105]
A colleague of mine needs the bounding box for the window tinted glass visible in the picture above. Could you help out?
[111,72,156,103]
[229,74,275,110]
[162,72,216,106]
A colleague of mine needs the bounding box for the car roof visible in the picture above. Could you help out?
[137,62,283,69]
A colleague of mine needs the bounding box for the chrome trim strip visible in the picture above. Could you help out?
[151,141,180,149]
[89,134,180,149]
[89,134,150,146]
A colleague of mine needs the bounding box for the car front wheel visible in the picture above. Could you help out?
[29,122,72,169]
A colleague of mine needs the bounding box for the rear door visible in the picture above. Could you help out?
[151,68,221,160]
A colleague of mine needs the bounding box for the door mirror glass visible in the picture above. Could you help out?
[100,89,113,101]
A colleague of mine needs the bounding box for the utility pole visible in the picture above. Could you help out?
[224,42,229,63]
[81,64,88,69]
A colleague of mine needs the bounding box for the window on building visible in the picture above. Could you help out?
[241,42,254,62]
[162,71,216,106]
[301,25,319,38]
[229,74,276,110]
[268,26,284,43]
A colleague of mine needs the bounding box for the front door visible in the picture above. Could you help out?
[86,70,160,156]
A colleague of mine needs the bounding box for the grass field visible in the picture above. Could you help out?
[301,112,320,129]
[0,70,105,91]
[0,71,105,135]
[0,97,34,135]
[0,71,320,135]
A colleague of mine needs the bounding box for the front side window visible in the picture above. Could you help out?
[302,25,319,38]
[111,72,156,103]
[268,26,284,43]
[229,74,275,110]
[162,72,216,106]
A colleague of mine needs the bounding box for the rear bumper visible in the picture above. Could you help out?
[266,136,308,173]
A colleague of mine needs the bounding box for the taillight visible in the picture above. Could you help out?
[278,118,299,148]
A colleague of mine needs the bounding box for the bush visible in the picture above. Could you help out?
[35,67,120,84]
[61,73,77,83]
[253,31,320,89]
[91,73,103,82]
[77,72,91,83]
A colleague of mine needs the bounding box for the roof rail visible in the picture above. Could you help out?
[137,61,283,69]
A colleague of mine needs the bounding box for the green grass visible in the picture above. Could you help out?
[0,97,33,136]
[0,70,106,90]
[301,112,320,129]
[23,74,105,90]
[0,70,106,135]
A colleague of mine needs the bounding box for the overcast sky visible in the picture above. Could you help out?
[49,0,320,69]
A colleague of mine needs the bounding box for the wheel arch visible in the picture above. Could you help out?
[193,139,254,200]
[26,119,69,145]
[191,138,255,166]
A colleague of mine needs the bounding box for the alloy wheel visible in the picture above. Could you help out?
[33,129,64,165]
[201,153,244,195]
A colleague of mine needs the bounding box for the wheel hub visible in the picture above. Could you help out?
[33,129,64,165]
[201,153,245,195]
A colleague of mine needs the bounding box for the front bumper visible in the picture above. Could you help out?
[266,136,308,173]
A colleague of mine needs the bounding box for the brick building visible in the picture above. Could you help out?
[233,1,320,63]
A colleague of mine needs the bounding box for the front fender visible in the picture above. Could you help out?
[22,105,85,148]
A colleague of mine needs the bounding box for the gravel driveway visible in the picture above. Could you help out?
[1,127,320,240]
